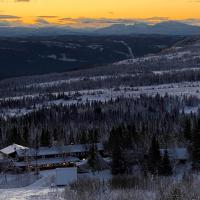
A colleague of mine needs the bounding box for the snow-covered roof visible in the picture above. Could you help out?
[16,143,104,157]
[76,159,88,167]
[160,148,189,160]
[0,144,28,155]
[14,156,80,167]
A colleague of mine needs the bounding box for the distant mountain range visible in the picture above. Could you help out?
[0,21,200,36]
[96,21,200,36]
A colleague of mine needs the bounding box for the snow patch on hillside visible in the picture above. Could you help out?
[2,81,200,118]
[114,51,194,65]
[153,67,200,75]
[26,74,136,89]
[46,54,77,62]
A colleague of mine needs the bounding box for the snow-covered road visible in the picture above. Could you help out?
[0,188,60,200]
[0,170,61,200]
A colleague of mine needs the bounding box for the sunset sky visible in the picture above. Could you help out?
[1,0,200,27]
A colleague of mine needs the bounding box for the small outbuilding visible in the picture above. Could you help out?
[160,148,189,164]
[0,144,28,158]
[55,167,77,186]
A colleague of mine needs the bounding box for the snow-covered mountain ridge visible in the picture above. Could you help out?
[114,37,200,68]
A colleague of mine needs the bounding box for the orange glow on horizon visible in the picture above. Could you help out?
[0,0,200,26]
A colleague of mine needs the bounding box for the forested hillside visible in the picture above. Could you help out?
[0,35,181,79]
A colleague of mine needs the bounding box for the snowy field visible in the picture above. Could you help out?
[0,187,64,200]
[0,170,112,200]
[0,169,156,200]
[114,49,200,65]
[0,169,65,200]
[0,170,58,200]
[152,67,200,75]
[2,168,200,200]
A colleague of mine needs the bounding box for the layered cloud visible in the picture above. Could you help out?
[0,0,30,2]
[0,15,21,19]
[0,0,200,28]
[0,15,23,27]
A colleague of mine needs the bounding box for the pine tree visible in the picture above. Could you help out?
[126,124,138,147]
[192,118,200,170]
[148,136,161,175]
[161,150,173,176]
[79,131,88,144]
[69,132,75,144]
[34,133,39,175]
[40,129,50,146]
[9,126,22,145]
[183,118,192,141]
[110,127,127,175]
[53,128,58,141]
[88,129,99,143]
[94,106,102,115]
[88,144,98,173]
[111,144,126,175]
[22,126,29,146]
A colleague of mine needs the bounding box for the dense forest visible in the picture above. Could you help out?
[1,67,200,98]
[1,36,200,180]
[0,94,198,149]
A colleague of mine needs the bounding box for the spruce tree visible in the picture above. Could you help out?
[53,128,58,141]
[69,132,75,144]
[22,126,29,146]
[88,144,98,173]
[9,126,22,145]
[111,127,127,175]
[192,118,200,170]
[80,131,88,144]
[126,124,138,147]
[40,129,50,146]
[183,118,192,141]
[161,150,173,176]
[148,136,161,175]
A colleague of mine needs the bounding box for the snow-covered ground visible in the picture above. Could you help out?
[183,106,200,114]
[1,167,197,200]
[45,54,77,62]
[114,45,200,65]
[5,81,200,101]
[0,186,63,200]
[152,67,200,75]
[0,169,68,200]
[0,169,112,200]
[0,170,58,200]
[2,81,200,118]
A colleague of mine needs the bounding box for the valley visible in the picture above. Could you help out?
[0,35,181,79]
[1,36,200,200]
